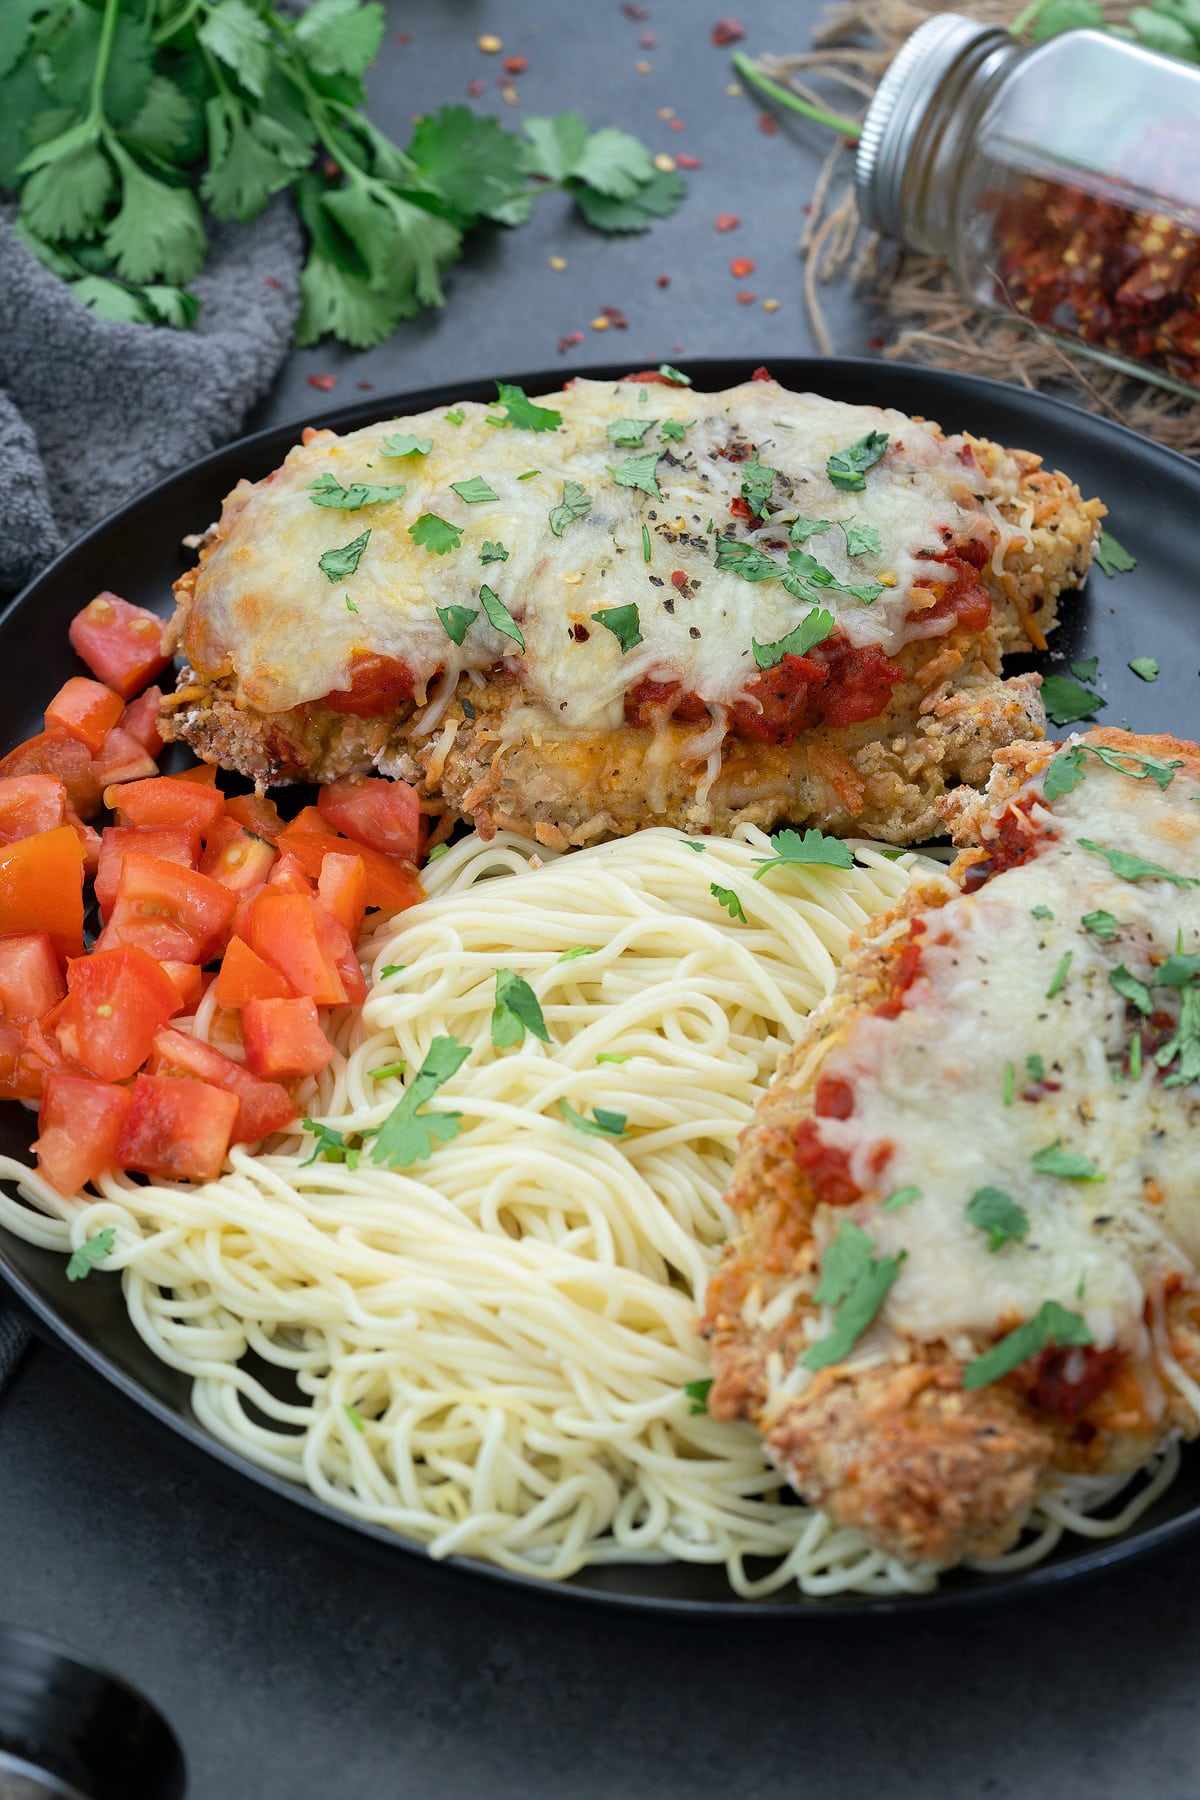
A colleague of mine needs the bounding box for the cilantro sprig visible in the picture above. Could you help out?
[309,474,404,512]
[65,1226,116,1282]
[492,969,550,1048]
[963,1300,1091,1391]
[751,606,835,670]
[370,1036,471,1167]
[802,1220,905,1371]
[826,431,888,492]
[753,827,855,876]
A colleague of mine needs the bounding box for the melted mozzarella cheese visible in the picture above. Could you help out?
[184,378,1008,724]
[811,748,1200,1360]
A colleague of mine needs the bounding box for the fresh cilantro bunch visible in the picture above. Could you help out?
[1013,0,1200,57]
[0,0,686,345]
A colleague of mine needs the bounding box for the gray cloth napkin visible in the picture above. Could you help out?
[0,196,305,1385]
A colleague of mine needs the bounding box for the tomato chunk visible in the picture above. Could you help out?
[108,775,225,836]
[150,1027,297,1142]
[224,792,284,841]
[160,960,203,1013]
[244,892,348,1005]
[276,831,422,913]
[116,1073,239,1182]
[0,933,66,1020]
[0,730,102,820]
[0,774,68,844]
[317,776,423,861]
[318,852,367,942]
[94,825,201,917]
[120,687,164,759]
[323,652,415,718]
[313,902,368,1006]
[266,850,317,894]
[35,1072,131,1195]
[212,936,296,1008]
[58,946,180,1081]
[200,820,277,891]
[0,825,86,960]
[242,996,333,1081]
[92,725,158,788]
[98,852,236,965]
[69,593,171,700]
[44,678,124,754]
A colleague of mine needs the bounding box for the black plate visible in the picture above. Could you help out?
[2,357,1198,1620]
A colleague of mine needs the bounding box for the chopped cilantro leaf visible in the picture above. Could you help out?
[300,1120,363,1169]
[344,1404,366,1433]
[1082,910,1120,940]
[684,840,706,852]
[784,549,882,606]
[370,1062,407,1080]
[1043,745,1087,800]
[714,537,779,581]
[752,827,854,877]
[1004,1061,1015,1105]
[596,1052,630,1064]
[1046,951,1072,999]
[444,408,465,425]
[480,540,509,564]
[1070,657,1099,684]
[437,603,478,646]
[558,945,597,961]
[380,964,405,979]
[842,519,882,558]
[1128,656,1159,683]
[517,469,539,481]
[1078,839,1199,888]
[1032,905,1055,921]
[479,584,525,650]
[752,605,835,669]
[381,433,433,458]
[1130,1033,1143,1080]
[549,480,592,536]
[609,451,662,499]
[1087,744,1181,790]
[657,363,691,385]
[1026,1053,1045,1082]
[408,514,463,555]
[826,430,888,492]
[684,1377,712,1414]
[803,1220,904,1370]
[492,968,551,1048]
[1041,674,1106,725]
[494,381,562,432]
[1156,984,1200,1089]
[1110,964,1154,1015]
[345,597,358,613]
[739,453,778,520]
[427,844,449,861]
[450,476,499,504]
[789,517,833,546]
[1031,1140,1105,1181]
[966,1187,1029,1252]
[309,473,405,511]
[963,1300,1091,1390]
[607,417,653,446]
[660,419,687,442]
[318,531,370,581]
[65,1226,116,1282]
[370,1036,471,1168]
[642,523,652,562]
[881,1186,921,1211]
[591,604,643,652]
[1156,953,1200,987]
[1094,530,1136,577]
[710,883,746,922]
[559,1100,627,1137]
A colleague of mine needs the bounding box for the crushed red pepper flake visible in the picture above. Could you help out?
[307,373,337,391]
[356,380,374,390]
[751,365,772,381]
[868,335,885,350]
[602,305,629,328]
[758,112,778,135]
[640,30,659,46]
[730,256,755,277]
[676,153,702,169]
[656,274,671,287]
[620,1,650,16]
[670,570,689,590]
[264,275,280,289]
[736,290,758,304]
[322,157,340,179]
[669,119,685,133]
[467,77,486,97]
[395,31,410,44]
[711,17,745,45]
[503,54,528,72]
[558,331,585,353]
[715,213,740,232]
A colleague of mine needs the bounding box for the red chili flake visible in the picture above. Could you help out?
[620,1,650,16]
[656,274,671,287]
[801,202,812,215]
[714,213,740,232]
[675,153,702,169]
[711,17,745,45]
[558,331,585,353]
[669,119,685,133]
[395,31,410,43]
[868,335,885,350]
[730,256,755,278]
[503,53,528,72]
[750,365,773,381]
[307,374,337,391]
[602,305,629,328]
[356,380,374,390]
[322,158,340,179]
[467,77,486,97]
[672,343,684,352]
[736,290,758,304]
[758,112,778,136]
[639,29,658,46]
[670,570,689,590]
[264,276,280,289]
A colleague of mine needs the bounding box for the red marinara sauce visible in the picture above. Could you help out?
[962,793,1051,892]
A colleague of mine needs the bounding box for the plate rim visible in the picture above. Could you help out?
[3,353,1198,1621]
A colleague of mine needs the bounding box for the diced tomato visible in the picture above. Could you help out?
[0,730,102,820]
[108,775,225,836]
[116,1072,239,1182]
[875,938,924,1020]
[278,806,336,847]
[275,831,422,913]
[620,370,682,385]
[814,1074,855,1119]
[212,936,296,1009]
[0,1018,37,1102]
[68,593,171,700]
[58,946,180,1081]
[120,687,164,759]
[91,725,158,788]
[199,821,277,891]
[69,814,102,875]
[318,853,367,942]
[266,850,317,893]
[44,678,124,754]
[623,678,709,728]
[149,1027,297,1142]
[0,826,86,959]
[317,776,423,861]
[313,903,367,1006]
[159,960,203,1012]
[97,852,236,965]
[0,934,66,1020]
[224,792,284,841]
[792,1117,860,1207]
[34,1072,131,1195]
[244,892,348,1005]
[170,762,219,786]
[242,996,334,1081]
[729,654,827,745]
[94,826,201,918]
[323,652,415,718]
[909,553,993,635]
[0,774,68,844]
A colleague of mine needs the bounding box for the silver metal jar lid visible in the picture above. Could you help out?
[855,13,1008,241]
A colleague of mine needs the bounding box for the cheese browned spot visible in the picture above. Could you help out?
[703,730,1200,1567]
[160,377,1103,844]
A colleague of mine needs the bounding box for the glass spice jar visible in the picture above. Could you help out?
[855,13,1200,397]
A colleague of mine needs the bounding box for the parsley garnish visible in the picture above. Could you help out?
[1078,840,1199,888]
[881,1186,921,1210]
[752,827,854,877]
[751,606,835,670]
[318,531,370,580]
[1128,656,1159,682]
[790,517,833,546]
[657,364,691,385]
[480,540,509,564]
[710,883,746,921]
[684,1377,712,1414]
[494,381,562,432]
[558,945,597,961]
[607,418,653,446]
[609,451,662,499]
[1109,965,1153,1015]
[1043,745,1086,800]
[642,523,652,562]
[1031,1141,1105,1181]
[826,431,888,492]
[660,419,687,442]
[1082,910,1120,940]
[1040,674,1106,725]
[370,1036,471,1167]
[739,453,778,520]
[450,476,499,504]
[65,1226,116,1282]
[491,969,550,1048]
[1032,905,1055,921]
[382,433,432,458]
[1046,951,1072,999]
[549,480,593,536]
[842,520,882,558]
[714,537,780,581]
[966,1187,1029,1252]
[591,605,643,652]
[1094,530,1136,577]
[408,514,463,555]
[963,1301,1091,1390]
[559,1100,627,1137]
[479,585,524,649]
[1026,1053,1045,1082]
[309,474,404,511]
[802,1220,905,1371]
[437,604,478,646]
